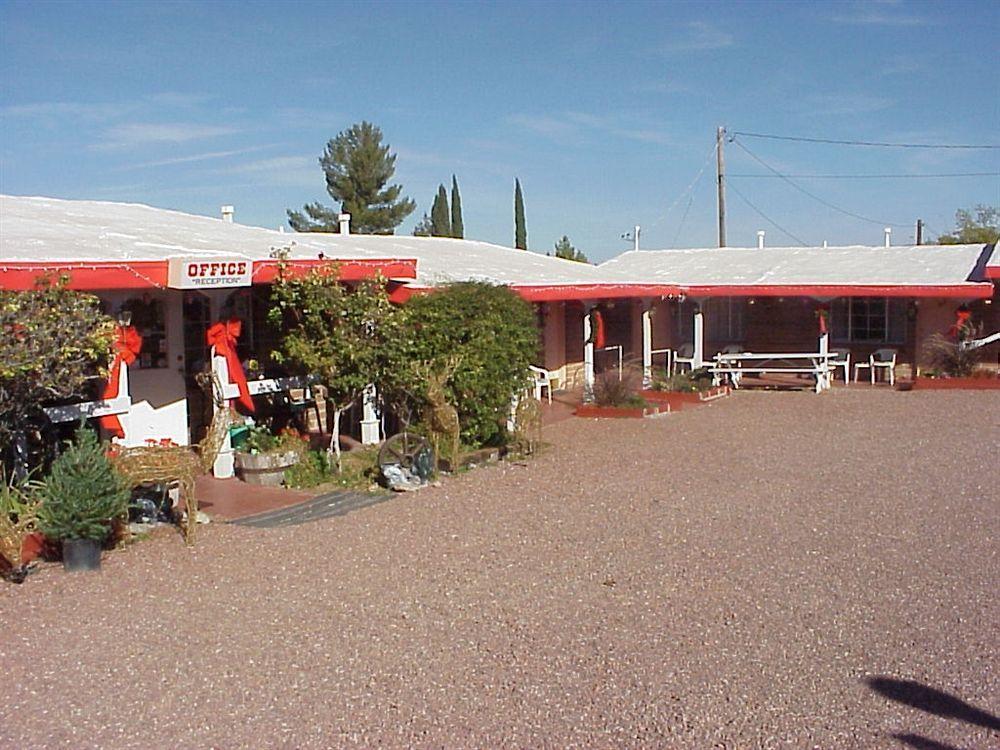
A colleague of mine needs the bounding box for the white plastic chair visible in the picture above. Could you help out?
[870,348,897,386]
[716,344,743,386]
[528,365,554,404]
[829,348,851,383]
[673,343,696,375]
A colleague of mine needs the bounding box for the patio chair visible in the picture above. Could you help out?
[716,344,743,387]
[528,365,555,404]
[673,343,696,375]
[829,348,851,383]
[870,348,897,386]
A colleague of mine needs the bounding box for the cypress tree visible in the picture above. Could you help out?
[514,178,527,250]
[450,175,464,239]
[430,184,451,237]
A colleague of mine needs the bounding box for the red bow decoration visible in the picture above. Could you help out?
[591,309,607,349]
[206,319,255,413]
[947,308,972,340]
[816,304,830,335]
[99,325,143,439]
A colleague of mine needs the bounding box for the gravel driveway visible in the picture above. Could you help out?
[2,389,998,749]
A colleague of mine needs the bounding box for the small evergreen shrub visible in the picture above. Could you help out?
[284,450,332,488]
[37,427,130,542]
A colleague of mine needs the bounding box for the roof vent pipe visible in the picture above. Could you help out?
[338,213,351,236]
[884,227,891,247]
[823,240,828,248]
[756,230,765,249]
[221,205,234,223]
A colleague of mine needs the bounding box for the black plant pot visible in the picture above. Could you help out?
[62,538,101,572]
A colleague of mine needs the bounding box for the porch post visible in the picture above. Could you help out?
[211,351,235,479]
[583,304,595,402]
[641,301,653,388]
[692,304,705,369]
[818,331,830,392]
[360,383,381,445]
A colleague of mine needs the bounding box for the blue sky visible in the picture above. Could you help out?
[2,0,998,261]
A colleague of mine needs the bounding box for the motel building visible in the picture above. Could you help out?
[1,195,997,475]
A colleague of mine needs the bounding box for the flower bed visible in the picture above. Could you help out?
[640,385,731,410]
[910,376,1000,391]
[574,403,666,419]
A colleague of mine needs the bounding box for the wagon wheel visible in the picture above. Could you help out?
[378,432,431,473]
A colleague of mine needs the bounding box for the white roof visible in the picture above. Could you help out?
[0,194,625,289]
[599,245,992,287]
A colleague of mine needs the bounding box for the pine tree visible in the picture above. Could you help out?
[431,184,451,237]
[412,213,433,237]
[554,235,589,263]
[287,121,415,234]
[450,175,464,239]
[37,427,129,541]
[514,178,527,250]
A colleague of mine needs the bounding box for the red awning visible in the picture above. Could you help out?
[678,283,994,299]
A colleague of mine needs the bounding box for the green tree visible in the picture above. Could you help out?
[430,184,451,237]
[0,278,114,449]
[937,205,999,244]
[553,235,589,263]
[412,212,433,237]
[380,283,537,447]
[288,121,416,234]
[37,426,129,542]
[268,263,396,471]
[450,175,464,239]
[514,178,527,250]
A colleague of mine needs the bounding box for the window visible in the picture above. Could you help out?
[704,297,746,342]
[121,294,168,369]
[832,297,906,343]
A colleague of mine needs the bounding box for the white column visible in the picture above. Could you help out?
[818,331,830,392]
[692,307,705,369]
[211,351,235,479]
[641,304,653,388]
[583,306,595,402]
[360,383,380,445]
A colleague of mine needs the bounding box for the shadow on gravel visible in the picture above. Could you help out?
[866,676,1000,732]
[891,733,963,750]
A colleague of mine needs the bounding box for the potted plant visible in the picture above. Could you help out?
[37,427,130,572]
[0,469,43,583]
[233,426,306,487]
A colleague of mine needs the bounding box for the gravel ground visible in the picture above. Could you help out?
[2,389,998,749]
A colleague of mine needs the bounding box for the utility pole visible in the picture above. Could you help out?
[916,219,924,245]
[717,126,727,248]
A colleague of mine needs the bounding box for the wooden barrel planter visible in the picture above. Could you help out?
[234,450,300,487]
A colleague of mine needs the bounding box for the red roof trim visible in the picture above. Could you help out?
[0,261,170,290]
[679,283,994,299]
[986,267,1000,280]
[0,258,417,291]
[511,283,682,302]
[250,258,417,283]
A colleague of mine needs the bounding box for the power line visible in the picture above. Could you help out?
[730,130,999,150]
[726,180,808,245]
[648,141,718,230]
[670,195,694,249]
[729,171,1000,180]
[730,137,911,227]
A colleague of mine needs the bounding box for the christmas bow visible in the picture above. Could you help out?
[99,325,143,438]
[206,318,255,413]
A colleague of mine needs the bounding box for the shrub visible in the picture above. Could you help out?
[0,278,114,461]
[380,283,538,446]
[37,427,130,542]
[284,450,332,488]
[593,364,645,407]
[651,368,715,393]
[922,333,982,377]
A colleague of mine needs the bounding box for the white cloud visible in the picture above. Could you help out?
[119,144,279,170]
[659,22,734,53]
[93,122,241,150]
[799,93,896,117]
[830,1,928,26]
